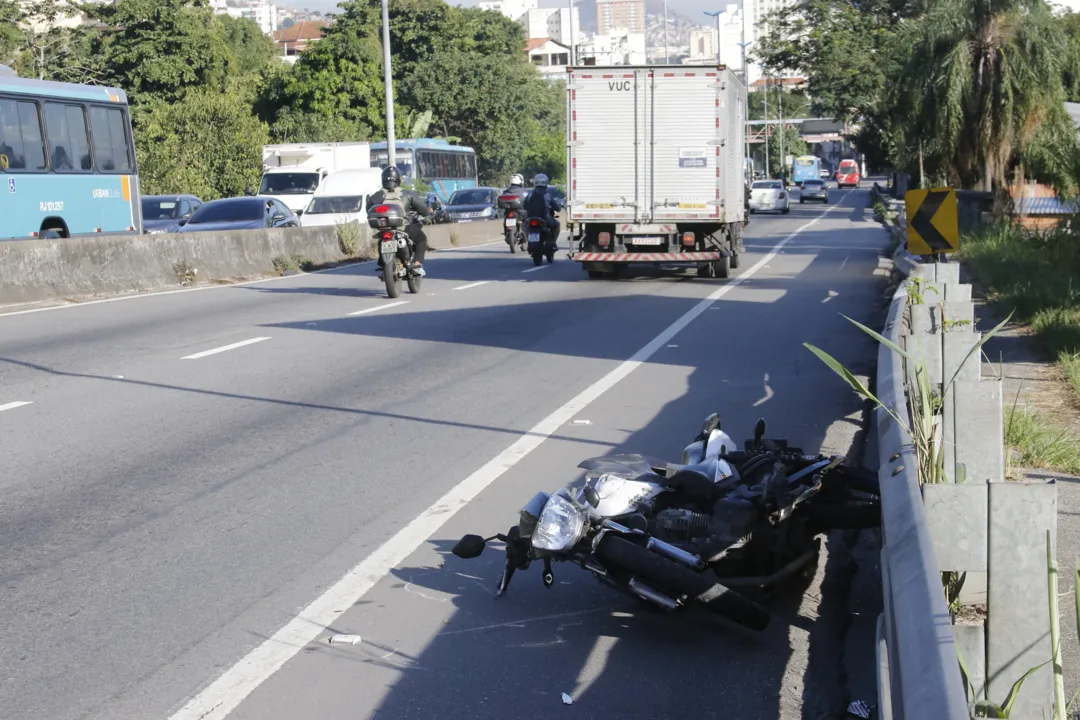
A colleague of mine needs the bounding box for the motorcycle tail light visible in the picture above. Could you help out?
[598,232,610,247]
[682,232,695,246]
[507,211,515,218]
[528,219,542,228]
[381,230,393,240]
[373,205,390,214]
[498,194,517,203]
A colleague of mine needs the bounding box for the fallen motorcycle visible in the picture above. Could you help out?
[452,414,881,632]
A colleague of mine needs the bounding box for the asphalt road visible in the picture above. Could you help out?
[0,186,888,720]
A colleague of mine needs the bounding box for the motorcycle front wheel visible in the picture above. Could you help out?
[596,535,770,631]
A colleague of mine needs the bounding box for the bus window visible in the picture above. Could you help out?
[89,106,132,173]
[0,99,46,171]
[44,102,92,172]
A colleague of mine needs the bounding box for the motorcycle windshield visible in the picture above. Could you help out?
[577,454,668,480]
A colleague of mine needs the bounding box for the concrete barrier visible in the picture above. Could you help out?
[0,226,347,305]
[0,219,514,306]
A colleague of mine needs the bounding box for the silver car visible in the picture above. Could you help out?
[799,179,829,204]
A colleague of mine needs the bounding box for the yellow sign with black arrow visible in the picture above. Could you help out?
[905,187,959,255]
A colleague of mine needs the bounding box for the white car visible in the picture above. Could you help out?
[749,180,791,214]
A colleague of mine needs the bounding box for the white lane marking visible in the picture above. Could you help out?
[452,281,490,291]
[181,337,270,360]
[521,265,551,274]
[0,240,507,320]
[169,203,839,720]
[347,301,409,316]
[0,401,32,413]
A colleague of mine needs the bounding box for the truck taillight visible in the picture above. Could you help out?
[681,232,695,246]
[598,232,610,247]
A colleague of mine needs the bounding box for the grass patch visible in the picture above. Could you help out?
[336,219,371,258]
[1062,350,1080,400]
[1005,406,1080,476]
[271,254,313,275]
[961,222,1080,401]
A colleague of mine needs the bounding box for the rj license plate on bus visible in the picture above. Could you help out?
[528,232,540,243]
[632,237,663,245]
[380,240,397,255]
[505,218,516,229]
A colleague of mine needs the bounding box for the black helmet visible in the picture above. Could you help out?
[381,165,402,191]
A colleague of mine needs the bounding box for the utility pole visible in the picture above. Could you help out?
[763,74,770,178]
[380,0,396,169]
[777,75,784,181]
[568,0,576,65]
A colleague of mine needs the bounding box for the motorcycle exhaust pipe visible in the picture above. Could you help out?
[601,520,706,570]
[646,537,706,570]
[628,578,678,610]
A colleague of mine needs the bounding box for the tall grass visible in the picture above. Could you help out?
[1004,407,1080,476]
[961,223,1080,401]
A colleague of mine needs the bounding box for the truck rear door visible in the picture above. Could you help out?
[649,68,726,223]
[567,69,646,223]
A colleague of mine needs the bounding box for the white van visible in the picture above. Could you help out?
[299,168,384,229]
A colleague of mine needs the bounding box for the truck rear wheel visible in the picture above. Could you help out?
[714,256,730,279]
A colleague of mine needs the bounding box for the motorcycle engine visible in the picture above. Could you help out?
[652,499,759,546]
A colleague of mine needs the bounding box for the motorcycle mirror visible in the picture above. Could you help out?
[701,413,721,435]
[582,486,600,508]
[451,534,487,559]
[754,418,766,444]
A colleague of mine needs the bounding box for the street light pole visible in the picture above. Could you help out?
[763,74,770,178]
[777,75,784,180]
[380,0,396,169]
[664,0,669,64]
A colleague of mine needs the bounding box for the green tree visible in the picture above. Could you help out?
[748,88,812,121]
[134,88,269,200]
[0,0,22,66]
[214,14,277,77]
[91,0,233,106]
[894,0,1072,192]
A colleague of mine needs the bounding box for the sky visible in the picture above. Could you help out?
[287,0,728,23]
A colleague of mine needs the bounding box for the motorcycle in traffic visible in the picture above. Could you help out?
[525,216,557,266]
[452,414,881,631]
[368,201,426,299]
[497,193,527,254]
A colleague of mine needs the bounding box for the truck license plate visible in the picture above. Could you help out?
[505,218,516,229]
[632,237,663,245]
[380,240,397,254]
[528,232,540,243]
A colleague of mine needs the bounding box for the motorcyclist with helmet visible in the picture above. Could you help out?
[502,173,527,200]
[522,173,563,242]
[367,165,430,276]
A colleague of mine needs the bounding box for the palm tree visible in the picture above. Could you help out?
[893,0,1072,194]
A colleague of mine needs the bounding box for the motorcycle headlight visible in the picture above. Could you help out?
[532,494,586,552]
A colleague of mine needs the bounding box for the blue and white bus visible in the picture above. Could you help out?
[370,138,478,203]
[0,67,141,240]
[791,155,821,186]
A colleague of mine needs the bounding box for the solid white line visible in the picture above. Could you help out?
[181,337,271,360]
[521,265,551,274]
[452,281,490,291]
[347,301,409,316]
[0,401,32,413]
[168,203,840,720]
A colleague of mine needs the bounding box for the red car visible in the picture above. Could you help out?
[836,159,861,188]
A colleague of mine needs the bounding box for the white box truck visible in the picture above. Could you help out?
[565,65,748,278]
[259,142,371,216]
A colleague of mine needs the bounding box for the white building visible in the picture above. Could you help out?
[526,37,572,78]
[478,0,538,21]
[209,0,279,36]
[743,0,801,84]
[520,7,580,46]
[688,5,744,70]
[578,30,647,66]
[17,0,100,32]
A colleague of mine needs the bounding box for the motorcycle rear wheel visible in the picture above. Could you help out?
[596,535,769,631]
[407,271,422,294]
[532,252,543,266]
[506,230,516,253]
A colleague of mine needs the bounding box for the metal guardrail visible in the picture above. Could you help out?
[874,254,970,718]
